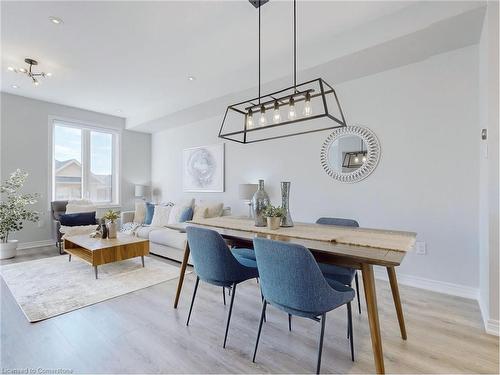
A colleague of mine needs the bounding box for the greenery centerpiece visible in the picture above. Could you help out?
[0,169,39,259]
[262,204,286,230]
[103,209,120,239]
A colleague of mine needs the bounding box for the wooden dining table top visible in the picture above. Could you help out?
[166,221,414,268]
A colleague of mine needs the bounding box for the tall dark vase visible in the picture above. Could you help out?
[280,181,294,227]
[251,179,270,227]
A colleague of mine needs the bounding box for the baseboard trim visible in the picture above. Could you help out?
[17,240,55,250]
[373,267,479,300]
[486,319,500,336]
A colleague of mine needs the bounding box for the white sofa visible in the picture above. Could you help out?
[121,206,231,263]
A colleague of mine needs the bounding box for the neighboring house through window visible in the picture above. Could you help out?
[51,120,119,205]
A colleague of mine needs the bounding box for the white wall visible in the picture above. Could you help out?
[0,93,151,246]
[478,1,499,334]
[152,45,479,289]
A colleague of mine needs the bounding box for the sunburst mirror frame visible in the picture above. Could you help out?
[320,125,381,183]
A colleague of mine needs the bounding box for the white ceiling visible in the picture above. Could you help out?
[1,1,485,132]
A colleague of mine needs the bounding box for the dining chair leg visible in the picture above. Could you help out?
[355,272,361,314]
[347,305,350,339]
[253,300,267,362]
[316,313,326,375]
[222,287,226,306]
[260,289,267,322]
[223,282,237,348]
[347,302,354,361]
[186,276,200,326]
[288,314,292,331]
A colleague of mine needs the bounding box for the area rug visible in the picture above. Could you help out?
[0,256,184,322]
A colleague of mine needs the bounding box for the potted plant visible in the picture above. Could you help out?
[0,169,39,259]
[263,205,286,230]
[103,209,120,239]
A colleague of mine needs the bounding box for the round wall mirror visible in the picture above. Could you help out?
[320,126,380,183]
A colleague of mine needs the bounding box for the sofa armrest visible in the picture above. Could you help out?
[121,210,135,224]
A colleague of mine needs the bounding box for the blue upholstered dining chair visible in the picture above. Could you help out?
[185,226,259,348]
[316,217,362,315]
[252,237,355,374]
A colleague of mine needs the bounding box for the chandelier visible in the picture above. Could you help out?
[219,0,347,144]
[7,58,52,86]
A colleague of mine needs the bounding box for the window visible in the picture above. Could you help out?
[52,121,119,205]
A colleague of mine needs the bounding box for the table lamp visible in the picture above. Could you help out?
[239,183,258,218]
[134,185,147,200]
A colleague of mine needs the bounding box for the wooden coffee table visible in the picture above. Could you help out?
[64,233,149,279]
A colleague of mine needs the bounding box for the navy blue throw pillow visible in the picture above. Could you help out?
[144,202,155,225]
[60,212,96,226]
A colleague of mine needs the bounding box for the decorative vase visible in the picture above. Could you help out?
[251,179,270,227]
[0,239,18,260]
[280,181,294,227]
[106,222,118,239]
[267,217,281,230]
[99,218,108,239]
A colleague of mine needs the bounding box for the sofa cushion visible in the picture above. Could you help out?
[193,201,223,220]
[178,207,193,222]
[144,202,155,225]
[149,228,187,250]
[134,201,146,224]
[135,225,158,239]
[151,205,172,227]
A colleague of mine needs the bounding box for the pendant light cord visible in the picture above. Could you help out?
[293,0,296,91]
[258,1,261,105]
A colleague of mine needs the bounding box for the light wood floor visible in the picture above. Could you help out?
[1,246,498,374]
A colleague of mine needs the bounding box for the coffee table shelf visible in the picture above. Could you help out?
[64,233,149,279]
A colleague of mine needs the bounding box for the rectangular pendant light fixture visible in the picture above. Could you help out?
[218,78,347,144]
[219,0,348,144]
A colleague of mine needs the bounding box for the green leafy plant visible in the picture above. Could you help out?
[103,209,120,223]
[0,169,39,243]
[262,204,286,218]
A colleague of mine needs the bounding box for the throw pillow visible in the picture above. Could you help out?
[134,201,146,224]
[144,202,155,225]
[65,201,97,214]
[193,201,223,220]
[59,211,96,226]
[178,207,194,222]
[151,205,173,227]
[168,201,194,224]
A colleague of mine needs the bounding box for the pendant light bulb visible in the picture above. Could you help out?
[247,109,254,129]
[259,105,267,127]
[354,157,359,163]
[362,155,367,163]
[288,97,296,120]
[273,101,281,124]
[303,92,312,116]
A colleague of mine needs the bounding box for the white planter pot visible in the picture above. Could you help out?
[0,240,19,260]
[106,222,118,239]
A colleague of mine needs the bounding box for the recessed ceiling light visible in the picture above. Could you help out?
[188,76,196,81]
[11,84,19,89]
[116,109,123,113]
[49,16,63,25]
[7,66,15,72]
[19,68,27,73]
[45,72,52,77]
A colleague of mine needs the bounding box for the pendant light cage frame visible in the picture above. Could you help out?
[219,78,347,144]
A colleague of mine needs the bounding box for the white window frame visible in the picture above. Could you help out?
[48,116,121,208]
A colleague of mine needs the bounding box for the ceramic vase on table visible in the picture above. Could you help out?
[0,239,18,260]
[251,179,270,227]
[106,221,118,239]
[280,181,294,227]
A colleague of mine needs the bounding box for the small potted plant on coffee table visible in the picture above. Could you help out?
[263,205,286,230]
[103,209,120,239]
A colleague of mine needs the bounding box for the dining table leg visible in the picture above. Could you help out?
[361,263,385,374]
[174,242,190,308]
[387,266,407,340]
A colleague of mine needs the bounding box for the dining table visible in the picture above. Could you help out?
[168,218,416,374]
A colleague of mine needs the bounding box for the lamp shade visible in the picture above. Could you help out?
[134,185,147,198]
[239,183,258,200]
